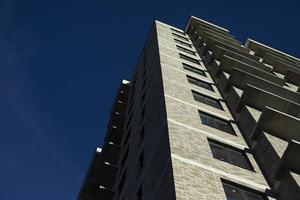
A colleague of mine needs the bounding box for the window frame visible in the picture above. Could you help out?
[198,111,236,135]
[171,28,185,35]
[187,75,214,91]
[176,45,196,55]
[208,139,254,171]
[172,33,189,41]
[192,90,223,110]
[179,53,200,64]
[174,38,192,48]
[137,151,144,175]
[136,184,143,200]
[222,179,266,200]
[183,63,206,77]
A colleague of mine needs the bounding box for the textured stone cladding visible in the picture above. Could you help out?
[156,21,270,199]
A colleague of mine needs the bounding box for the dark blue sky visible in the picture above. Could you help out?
[0,0,299,199]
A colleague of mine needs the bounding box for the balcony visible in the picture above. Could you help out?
[95,187,114,200]
[200,34,246,54]
[108,111,125,129]
[285,69,300,85]
[253,107,300,142]
[200,30,241,46]
[191,24,235,41]
[220,55,285,86]
[104,126,123,145]
[77,148,117,200]
[275,140,300,180]
[236,84,300,117]
[101,142,121,166]
[227,68,300,104]
[210,44,260,63]
[97,162,118,190]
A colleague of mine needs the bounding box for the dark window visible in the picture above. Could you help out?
[140,106,145,124]
[172,33,189,41]
[137,151,144,175]
[127,100,134,119]
[129,84,136,101]
[142,91,146,102]
[183,63,206,77]
[127,86,136,115]
[141,106,145,118]
[123,127,131,145]
[118,170,126,192]
[142,78,146,89]
[176,45,195,55]
[199,111,235,135]
[121,147,129,166]
[192,91,223,110]
[174,38,192,48]
[125,112,133,129]
[180,54,200,64]
[171,28,185,35]
[142,68,146,78]
[222,181,265,200]
[142,71,147,91]
[187,75,214,91]
[131,73,137,88]
[209,139,254,170]
[136,185,142,200]
[140,126,145,144]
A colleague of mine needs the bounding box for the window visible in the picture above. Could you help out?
[123,127,131,145]
[118,170,126,192]
[222,181,265,200]
[141,106,145,118]
[140,106,145,124]
[174,38,192,48]
[127,86,136,116]
[136,185,143,200]
[187,75,214,91]
[121,147,129,166]
[180,54,200,64]
[137,151,144,175]
[199,111,235,135]
[171,28,185,35]
[142,68,146,78]
[142,90,146,102]
[172,33,189,41]
[131,73,137,88]
[142,78,146,89]
[125,112,133,129]
[129,83,136,101]
[183,63,206,77]
[140,126,145,144]
[176,45,196,55]
[192,91,223,110]
[208,139,253,170]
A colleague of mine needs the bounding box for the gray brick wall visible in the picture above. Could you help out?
[156,20,271,199]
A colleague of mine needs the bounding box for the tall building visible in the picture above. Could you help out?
[78,16,300,200]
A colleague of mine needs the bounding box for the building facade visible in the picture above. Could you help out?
[78,16,300,200]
